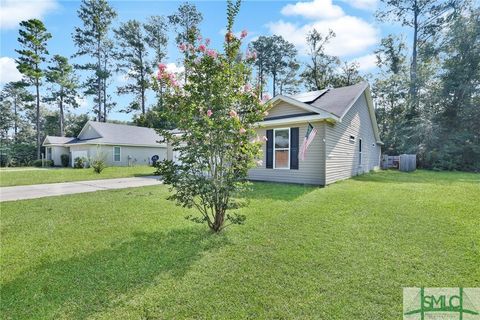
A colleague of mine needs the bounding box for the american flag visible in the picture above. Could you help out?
[299,123,317,161]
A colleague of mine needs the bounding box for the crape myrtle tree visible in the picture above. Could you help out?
[156,0,269,232]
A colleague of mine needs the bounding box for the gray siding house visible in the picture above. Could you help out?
[249,82,382,186]
[43,121,167,167]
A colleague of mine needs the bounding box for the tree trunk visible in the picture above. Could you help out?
[410,0,419,115]
[59,95,65,137]
[272,72,276,97]
[211,209,225,232]
[13,96,18,140]
[97,53,102,122]
[35,78,40,159]
[140,53,146,114]
[103,59,108,122]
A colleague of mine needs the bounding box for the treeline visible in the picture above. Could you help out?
[1,0,478,171]
[373,0,479,171]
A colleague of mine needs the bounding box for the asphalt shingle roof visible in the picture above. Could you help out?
[44,136,76,144]
[62,121,164,146]
[291,82,368,118]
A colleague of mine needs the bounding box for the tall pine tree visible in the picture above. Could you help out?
[15,19,51,159]
[73,0,117,122]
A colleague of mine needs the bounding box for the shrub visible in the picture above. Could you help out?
[0,154,11,167]
[73,157,86,169]
[91,159,106,174]
[32,159,54,167]
[60,154,70,167]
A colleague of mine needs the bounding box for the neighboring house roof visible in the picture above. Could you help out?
[43,121,166,148]
[262,82,383,144]
[43,136,76,146]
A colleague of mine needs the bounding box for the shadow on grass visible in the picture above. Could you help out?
[352,169,480,185]
[1,228,228,319]
[241,181,318,201]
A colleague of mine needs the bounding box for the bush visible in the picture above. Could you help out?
[60,154,70,167]
[73,157,86,169]
[0,153,12,167]
[32,159,54,167]
[91,159,106,174]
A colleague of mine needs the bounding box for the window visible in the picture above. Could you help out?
[274,128,290,169]
[113,146,121,162]
[46,147,52,160]
[358,139,362,165]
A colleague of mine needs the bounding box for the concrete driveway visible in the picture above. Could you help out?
[0,176,162,202]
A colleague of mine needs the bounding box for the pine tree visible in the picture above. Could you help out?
[114,20,151,114]
[15,19,51,159]
[73,0,117,122]
[45,55,79,136]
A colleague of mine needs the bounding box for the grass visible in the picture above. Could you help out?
[0,166,155,187]
[1,170,479,319]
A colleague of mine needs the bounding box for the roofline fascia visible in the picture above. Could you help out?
[65,142,167,148]
[43,143,70,147]
[267,95,339,120]
[255,114,337,127]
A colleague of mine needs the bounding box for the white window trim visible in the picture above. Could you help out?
[273,127,290,170]
[113,146,121,162]
[358,138,362,166]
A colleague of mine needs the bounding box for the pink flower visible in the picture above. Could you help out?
[262,135,268,142]
[198,44,206,52]
[229,110,238,118]
[240,29,248,39]
[158,63,167,73]
[205,38,211,46]
[246,50,257,60]
[263,111,269,117]
[261,93,271,102]
[256,159,263,166]
[239,128,246,134]
[197,35,203,42]
[243,83,252,92]
[207,109,213,117]
[206,49,218,59]
[178,43,187,52]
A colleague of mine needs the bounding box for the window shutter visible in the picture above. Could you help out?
[266,129,273,169]
[290,127,299,170]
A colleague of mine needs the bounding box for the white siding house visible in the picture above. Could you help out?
[43,121,167,167]
[249,82,382,186]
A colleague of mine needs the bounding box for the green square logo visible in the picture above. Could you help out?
[404,288,480,320]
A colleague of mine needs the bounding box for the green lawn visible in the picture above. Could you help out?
[0,166,155,187]
[1,170,479,319]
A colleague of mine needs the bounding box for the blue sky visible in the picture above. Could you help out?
[0,0,405,122]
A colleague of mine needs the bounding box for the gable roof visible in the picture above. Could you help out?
[68,121,165,147]
[263,82,382,144]
[43,136,76,146]
[307,82,368,118]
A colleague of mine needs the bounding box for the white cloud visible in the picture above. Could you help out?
[267,0,379,57]
[0,57,23,84]
[281,0,344,20]
[351,53,378,71]
[0,0,59,30]
[166,63,185,74]
[74,96,90,113]
[339,0,378,10]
